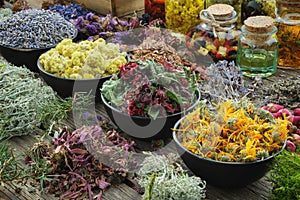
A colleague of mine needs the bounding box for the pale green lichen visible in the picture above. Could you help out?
[137,152,206,200]
[0,8,13,21]
[0,63,75,140]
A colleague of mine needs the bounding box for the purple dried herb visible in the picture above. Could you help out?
[72,13,140,42]
[199,60,250,107]
[25,125,136,199]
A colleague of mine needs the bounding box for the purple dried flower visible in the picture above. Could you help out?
[110,17,118,26]
[87,36,94,41]
[86,12,94,21]
[117,19,129,27]
[106,25,114,31]
[74,16,85,29]
[85,24,98,35]
[91,22,102,31]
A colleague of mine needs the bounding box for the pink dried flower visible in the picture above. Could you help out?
[286,140,296,152]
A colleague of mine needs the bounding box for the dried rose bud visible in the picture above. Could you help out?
[278,108,292,119]
[293,108,300,116]
[292,115,300,126]
[272,112,283,118]
[266,103,284,113]
[286,140,296,152]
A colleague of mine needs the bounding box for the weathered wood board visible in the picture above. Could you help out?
[23,0,144,17]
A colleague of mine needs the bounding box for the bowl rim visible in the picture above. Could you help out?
[37,57,112,81]
[172,115,287,165]
[101,89,200,120]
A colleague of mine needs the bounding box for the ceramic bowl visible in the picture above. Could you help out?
[172,117,286,188]
[0,45,52,72]
[101,90,200,141]
[37,59,111,101]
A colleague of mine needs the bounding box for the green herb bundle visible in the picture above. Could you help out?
[269,147,300,200]
[0,63,73,140]
[137,153,206,200]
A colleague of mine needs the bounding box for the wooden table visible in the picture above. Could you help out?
[1,54,299,200]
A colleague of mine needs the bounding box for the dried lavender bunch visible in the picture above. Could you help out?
[199,60,249,107]
[137,153,206,200]
[251,79,300,110]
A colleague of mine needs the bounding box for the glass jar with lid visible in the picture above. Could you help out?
[205,0,243,25]
[165,0,205,34]
[236,16,278,78]
[186,4,240,62]
[276,0,300,69]
[242,0,276,23]
[144,0,165,22]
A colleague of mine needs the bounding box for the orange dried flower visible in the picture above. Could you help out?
[176,100,290,162]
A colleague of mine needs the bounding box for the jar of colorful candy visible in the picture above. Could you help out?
[186,4,240,62]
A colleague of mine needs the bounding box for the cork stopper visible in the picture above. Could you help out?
[244,16,275,33]
[206,4,234,18]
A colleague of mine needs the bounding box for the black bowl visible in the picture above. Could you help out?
[37,59,111,101]
[0,45,52,72]
[101,90,200,140]
[0,29,77,72]
[173,117,286,188]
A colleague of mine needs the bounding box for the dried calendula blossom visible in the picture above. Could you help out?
[176,99,290,162]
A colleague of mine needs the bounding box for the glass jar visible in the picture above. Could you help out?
[144,0,165,22]
[205,0,243,25]
[186,4,240,62]
[236,16,278,78]
[242,0,276,23]
[165,0,205,34]
[276,0,300,69]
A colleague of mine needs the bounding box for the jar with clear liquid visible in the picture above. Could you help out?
[276,0,300,69]
[236,16,278,78]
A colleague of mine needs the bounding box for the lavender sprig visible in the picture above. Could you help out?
[199,60,250,108]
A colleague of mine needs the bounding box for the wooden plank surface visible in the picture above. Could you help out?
[1,2,299,199]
